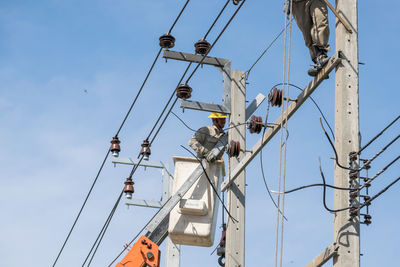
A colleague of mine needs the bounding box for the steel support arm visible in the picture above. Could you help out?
[305,244,338,267]
[221,52,341,191]
[163,50,229,67]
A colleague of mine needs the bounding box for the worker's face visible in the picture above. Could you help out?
[213,118,226,130]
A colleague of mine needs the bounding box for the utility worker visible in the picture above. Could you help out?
[189,112,227,162]
[286,0,331,76]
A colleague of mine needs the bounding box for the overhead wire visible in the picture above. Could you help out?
[89,2,248,264]
[318,158,352,213]
[106,197,172,267]
[185,0,246,83]
[146,0,235,142]
[278,3,294,265]
[203,0,231,40]
[260,102,288,221]
[358,114,399,155]
[52,2,195,266]
[180,145,238,223]
[357,176,400,212]
[321,117,400,171]
[52,150,110,267]
[245,18,294,80]
[83,192,122,266]
[271,82,334,139]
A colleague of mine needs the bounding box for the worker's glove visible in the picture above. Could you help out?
[201,148,210,158]
[205,151,217,163]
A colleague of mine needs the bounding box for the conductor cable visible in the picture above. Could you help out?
[52,3,192,265]
[320,118,400,171]
[185,0,246,83]
[180,145,238,223]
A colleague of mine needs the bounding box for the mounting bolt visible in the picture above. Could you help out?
[147,252,154,260]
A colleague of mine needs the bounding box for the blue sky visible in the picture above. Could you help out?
[1,1,399,266]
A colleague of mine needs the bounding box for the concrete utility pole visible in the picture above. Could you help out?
[333,0,360,266]
[225,70,246,267]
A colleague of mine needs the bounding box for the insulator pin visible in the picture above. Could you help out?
[176,83,192,100]
[194,39,211,55]
[159,34,176,49]
[123,178,134,199]
[140,139,151,161]
[110,136,121,157]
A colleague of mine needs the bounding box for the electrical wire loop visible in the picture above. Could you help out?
[159,34,176,49]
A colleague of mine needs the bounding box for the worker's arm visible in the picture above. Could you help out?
[188,127,210,156]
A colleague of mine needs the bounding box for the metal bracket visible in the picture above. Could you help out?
[163,50,232,114]
[305,243,339,267]
[221,51,342,191]
[180,100,230,114]
[163,50,229,67]
[112,157,172,207]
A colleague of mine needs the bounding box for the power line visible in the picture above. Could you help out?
[180,145,238,223]
[358,114,400,155]
[167,0,191,35]
[245,19,293,79]
[185,0,246,83]
[259,102,288,221]
[203,0,231,40]
[272,82,334,139]
[52,150,110,267]
[320,117,399,171]
[81,190,122,266]
[89,1,248,263]
[52,2,192,265]
[357,176,400,212]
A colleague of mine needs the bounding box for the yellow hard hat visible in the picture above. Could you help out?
[208,112,227,118]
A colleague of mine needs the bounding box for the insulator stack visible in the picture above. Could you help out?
[123,178,134,199]
[140,139,151,161]
[363,195,371,206]
[194,39,211,55]
[159,33,176,49]
[349,170,358,180]
[268,88,283,107]
[349,207,358,218]
[363,214,372,225]
[176,83,192,100]
[349,151,358,161]
[247,115,263,134]
[110,136,121,157]
[227,140,241,158]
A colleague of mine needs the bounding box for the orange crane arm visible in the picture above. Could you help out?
[116,236,160,267]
